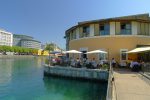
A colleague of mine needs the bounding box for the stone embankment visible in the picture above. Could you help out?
[44,65,109,81]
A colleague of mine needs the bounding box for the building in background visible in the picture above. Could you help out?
[0,29,13,46]
[41,44,46,50]
[13,34,41,49]
[21,39,41,49]
[13,34,33,46]
[65,13,150,62]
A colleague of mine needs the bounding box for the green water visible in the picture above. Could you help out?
[0,57,107,100]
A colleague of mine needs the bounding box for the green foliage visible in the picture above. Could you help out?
[45,43,54,52]
[0,45,12,52]
[0,45,38,54]
[102,64,109,70]
[32,49,38,54]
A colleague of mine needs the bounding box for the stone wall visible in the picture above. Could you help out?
[44,65,109,81]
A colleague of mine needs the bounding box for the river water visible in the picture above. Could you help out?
[0,57,107,100]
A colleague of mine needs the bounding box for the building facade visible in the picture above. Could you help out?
[13,34,33,46]
[0,29,13,46]
[13,34,41,49]
[21,39,41,49]
[65,13,150,62]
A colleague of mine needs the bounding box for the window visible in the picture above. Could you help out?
[120,49,128,60]
[99,23,110,35]
[83,26,90,37]
[70,31,74,40]
[81,51,87,59]
[73,30,76,39]
[80,48,88,59]
[120,23,131,35]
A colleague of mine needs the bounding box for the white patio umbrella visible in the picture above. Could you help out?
[65,50,82,58]
[65,50,82,54]
[86,50,107,54]
[126,47,150,53]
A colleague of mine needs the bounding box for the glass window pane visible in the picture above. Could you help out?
[100,31,105,35]
[100,26,104,30]
[99,23,110,35]
[121,50,127,60]
[126,30,131,35]
[121,23,131,35]
[121,24,125,29]
[126,24,131,29]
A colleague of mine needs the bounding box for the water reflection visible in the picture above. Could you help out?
[44,77,107,100]
[0,59,13,84]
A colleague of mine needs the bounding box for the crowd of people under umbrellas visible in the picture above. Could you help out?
[51,57,109,69]
[51,56,144,71]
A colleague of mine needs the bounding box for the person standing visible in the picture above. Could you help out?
[76,58,81,68]
[111,58,116,67]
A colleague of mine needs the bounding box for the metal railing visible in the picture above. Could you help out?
[106,62,113,100]
[141,63,150,73]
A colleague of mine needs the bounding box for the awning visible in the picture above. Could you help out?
[126,47,150,53]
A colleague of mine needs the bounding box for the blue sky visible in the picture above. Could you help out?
[0,0,149,49]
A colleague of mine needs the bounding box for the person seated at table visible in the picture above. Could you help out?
[85,58,91,68]
[98,58,103,68]
[52,58,57,66]
[130,60,140,72]
[76,58,81,68]
[70,58,76,67]
[91,58,97,69]
[130,60,139,68]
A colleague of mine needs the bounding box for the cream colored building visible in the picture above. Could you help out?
[65,13,150,62]
[0,29,13,46]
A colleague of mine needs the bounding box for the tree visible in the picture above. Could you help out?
[45,43,54,65]
[45,43,54,52]
[0,45,39,55]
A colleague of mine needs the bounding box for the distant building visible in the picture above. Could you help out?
[13,34,33,46]
[13,34,41,49]
[41,44,46,50]
[21,39,41,49]
[0,29,13,46]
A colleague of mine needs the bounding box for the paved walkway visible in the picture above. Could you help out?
[113,69,150,100]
